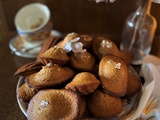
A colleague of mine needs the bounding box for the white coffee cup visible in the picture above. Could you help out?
[14,3,52,47]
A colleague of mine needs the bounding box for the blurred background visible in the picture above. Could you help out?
[0,0,160,46]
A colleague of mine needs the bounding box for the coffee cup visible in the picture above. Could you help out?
[14,3,52,47]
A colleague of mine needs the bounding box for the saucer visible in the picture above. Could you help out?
[9,30,62,58]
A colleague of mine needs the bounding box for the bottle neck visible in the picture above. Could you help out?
[137,0,152,15]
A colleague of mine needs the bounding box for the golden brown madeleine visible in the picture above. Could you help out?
[26,63,74,89]
[65,72,100,95]
[27,89,86,120]
[37,37,61,61]
[92,37,120,59]
[99,54,128,97]
[18,83,38,102]
[87,90,122,118]
[14,61,43,77]
[39,46,69,66]
[79,35,93,49]
[125,74,141,98]
[69,49,95,71]
[56,32,79,48]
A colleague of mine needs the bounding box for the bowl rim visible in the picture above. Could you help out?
[16,76,27,117]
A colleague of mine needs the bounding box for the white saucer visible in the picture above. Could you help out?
[9,30,62,58]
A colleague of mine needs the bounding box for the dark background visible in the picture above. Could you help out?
[1,0,160,36]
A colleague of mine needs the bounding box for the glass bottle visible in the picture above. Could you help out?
[120,0,157,65]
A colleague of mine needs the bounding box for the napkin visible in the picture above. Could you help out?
[141,55,160,109]
[128,55,160,120]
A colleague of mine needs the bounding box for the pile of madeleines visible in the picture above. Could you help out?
[14,32,142,120]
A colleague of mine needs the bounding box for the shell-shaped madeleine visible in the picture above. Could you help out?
[56,32,79,48]
[26,64,74,88]
[92,37,120,59]
[87,90,122,118]
[65,72,100,95]
[70,49,95,71]
[27,89,86,120]
[39,46,69,66]
[99,54,128,97]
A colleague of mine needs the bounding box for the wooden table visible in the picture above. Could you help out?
[0,32,34,120]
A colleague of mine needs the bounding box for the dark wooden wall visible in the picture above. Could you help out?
[1,0,160,36]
